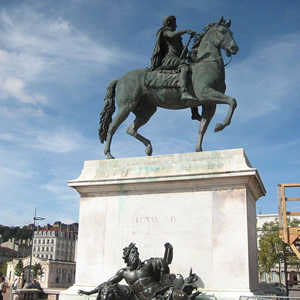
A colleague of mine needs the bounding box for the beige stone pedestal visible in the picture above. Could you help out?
[59,149,265,300]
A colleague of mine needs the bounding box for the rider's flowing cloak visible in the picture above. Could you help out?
[150,26,169,70]
[150,26,185,71]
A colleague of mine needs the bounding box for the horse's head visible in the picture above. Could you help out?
[198,17,239,58]
[212,17,239,57]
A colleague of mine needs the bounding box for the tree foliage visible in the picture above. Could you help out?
[258,220,283,274]
[32,263,44,279]
[258,218,300,277]
[14,259,24,278]
[0,260,8,277]
[0,225,32,243]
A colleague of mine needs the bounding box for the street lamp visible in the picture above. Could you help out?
[28,208,45,283]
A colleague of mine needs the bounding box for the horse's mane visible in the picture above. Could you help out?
[187,33,204,63]
[187,20,226,63]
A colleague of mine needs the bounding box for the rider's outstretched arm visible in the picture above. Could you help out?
[164,29,196,39]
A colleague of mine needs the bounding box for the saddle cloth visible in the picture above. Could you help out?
[144,69,180,88]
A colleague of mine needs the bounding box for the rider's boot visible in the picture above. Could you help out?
[180,65,197,102]
[181,88,197,102]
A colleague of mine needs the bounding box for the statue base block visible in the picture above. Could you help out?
[60,149,265,300]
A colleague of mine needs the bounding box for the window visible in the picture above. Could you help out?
[272,271,277,281]
[41,271,45,283]
[62,269,66,283]
[261,272,267,282]
[56,269,61,283]
[68,270,72,283]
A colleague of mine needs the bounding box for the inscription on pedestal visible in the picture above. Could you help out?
[132,215,178,245]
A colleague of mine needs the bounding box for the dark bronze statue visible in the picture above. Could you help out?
[99,17,239,159]
[150,16,201,121]
[78,243,200,300]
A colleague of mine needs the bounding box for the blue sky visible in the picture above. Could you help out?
[0,0,299,226]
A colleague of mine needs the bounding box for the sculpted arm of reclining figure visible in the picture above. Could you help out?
[78,268,126,295]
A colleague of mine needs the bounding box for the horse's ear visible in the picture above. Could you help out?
[218,16,225,25]
[226,19,231,28]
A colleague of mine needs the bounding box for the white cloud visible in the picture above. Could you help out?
[0,5,133,105]
[0,76,47,104]
[34,129,83,153]
[226,32,300,120]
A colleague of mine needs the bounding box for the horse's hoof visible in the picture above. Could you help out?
[191,113,202,122]
[214,123,224,132]
[145,145,153,156]
[106,152,115,159]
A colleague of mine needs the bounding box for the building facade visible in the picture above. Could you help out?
[32,227,77,262]
[6,256,76,288]
[1,238,31,259]
[4,223,78,289]
[0,246,17,264]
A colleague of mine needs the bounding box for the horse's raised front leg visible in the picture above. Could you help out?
[196,104,216,152]
[126,102,157,156]
[204,88,237,132]
[104,107,131,159]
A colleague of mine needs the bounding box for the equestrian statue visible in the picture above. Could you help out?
[99,16,239,159]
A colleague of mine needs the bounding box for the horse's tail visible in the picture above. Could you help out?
[99,78,119,143]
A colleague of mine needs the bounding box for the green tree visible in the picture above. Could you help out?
[258,218,300,282]
[0,260,8,277]
[14,259,24,279]
[258,219,283,281]
[32,263,44,280]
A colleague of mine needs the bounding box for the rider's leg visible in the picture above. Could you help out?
[180,64,197,102]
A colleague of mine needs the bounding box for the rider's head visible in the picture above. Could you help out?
[162,15,176,29]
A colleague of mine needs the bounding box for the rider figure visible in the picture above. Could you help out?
[151,15,197,102]
[151,16,201,119]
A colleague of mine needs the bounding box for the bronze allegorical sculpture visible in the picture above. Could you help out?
[78,243,200,300]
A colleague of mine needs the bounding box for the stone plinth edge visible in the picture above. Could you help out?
[68,149,266,200]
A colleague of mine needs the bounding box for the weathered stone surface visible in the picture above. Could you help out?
[61,149,265,300]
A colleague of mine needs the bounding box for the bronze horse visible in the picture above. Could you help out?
[99,17,239,159]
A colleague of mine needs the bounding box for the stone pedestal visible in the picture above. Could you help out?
[59,149,265,300]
